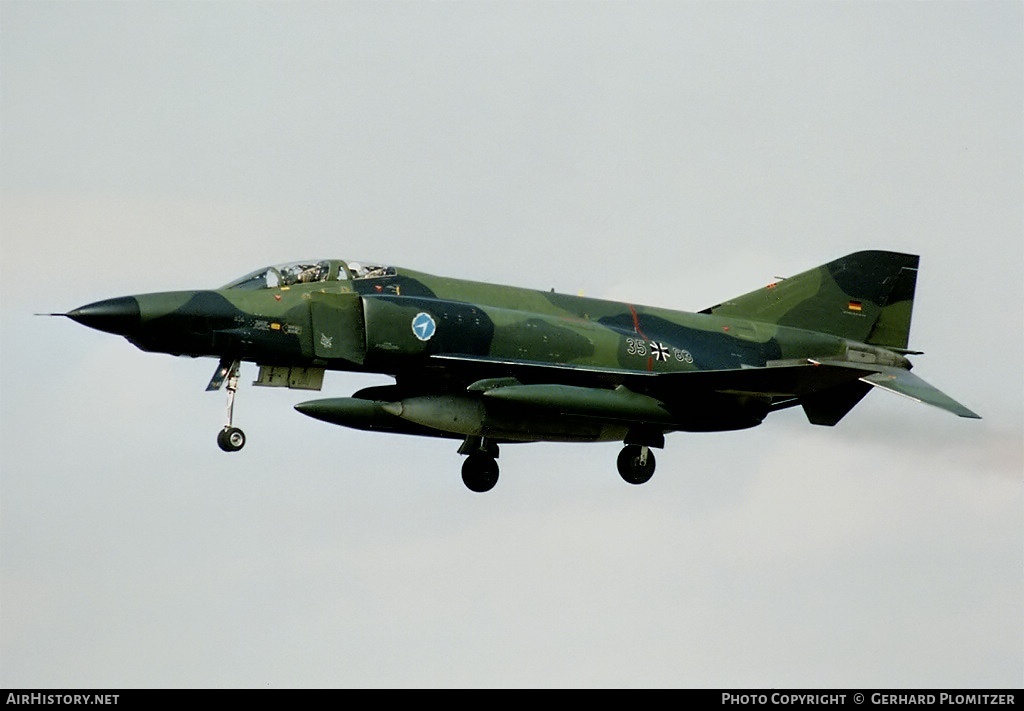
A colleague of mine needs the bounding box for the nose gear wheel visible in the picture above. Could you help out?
[210,359,246,452]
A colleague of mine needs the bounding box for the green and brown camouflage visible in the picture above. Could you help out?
[62,250,979,492]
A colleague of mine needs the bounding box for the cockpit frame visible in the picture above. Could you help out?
[222,260,396,290]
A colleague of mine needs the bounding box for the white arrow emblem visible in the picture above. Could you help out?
[411,312,436,341]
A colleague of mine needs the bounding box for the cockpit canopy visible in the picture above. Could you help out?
[223,260,396,290]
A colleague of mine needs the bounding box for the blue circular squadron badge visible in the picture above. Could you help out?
[411,312,436,342]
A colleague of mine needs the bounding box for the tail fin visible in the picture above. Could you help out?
[701,251,919,348]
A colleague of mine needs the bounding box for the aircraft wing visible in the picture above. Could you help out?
[430,353,980,419]
[430,354,869,398]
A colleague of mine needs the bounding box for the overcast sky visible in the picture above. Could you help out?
[2,0,1021,688]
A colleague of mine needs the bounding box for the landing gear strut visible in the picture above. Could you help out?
[459,436,499,492]
[209,359,246,452]
[617,444,655,485]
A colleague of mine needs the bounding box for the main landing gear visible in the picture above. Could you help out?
[459,437,499,493]
[208,359,246,452]
[617,444,656,485]
[456,438,657,492]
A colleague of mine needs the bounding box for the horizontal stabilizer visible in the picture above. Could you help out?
[859,367,981,419]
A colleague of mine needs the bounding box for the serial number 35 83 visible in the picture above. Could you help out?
[625,337,694,363]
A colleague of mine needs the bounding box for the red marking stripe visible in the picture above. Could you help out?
[628,304,654,372]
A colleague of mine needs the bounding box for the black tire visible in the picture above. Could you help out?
[461,453,499,493]
[617,444,655,485]
[217,426,246,452]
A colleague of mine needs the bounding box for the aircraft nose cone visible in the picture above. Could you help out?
[66,296,141,336]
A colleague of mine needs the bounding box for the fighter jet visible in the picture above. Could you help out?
[59,251,978,492]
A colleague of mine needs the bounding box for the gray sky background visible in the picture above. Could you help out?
[1,1,1021,688]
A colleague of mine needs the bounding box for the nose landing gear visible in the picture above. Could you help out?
[217,425,246,452]
[208,358,246,452]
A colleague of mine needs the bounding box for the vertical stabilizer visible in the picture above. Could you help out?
[702,251,919,347]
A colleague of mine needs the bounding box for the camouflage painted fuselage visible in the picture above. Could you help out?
[99,253,913,438]
[127,259,906,367]
[66,251,976,458]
